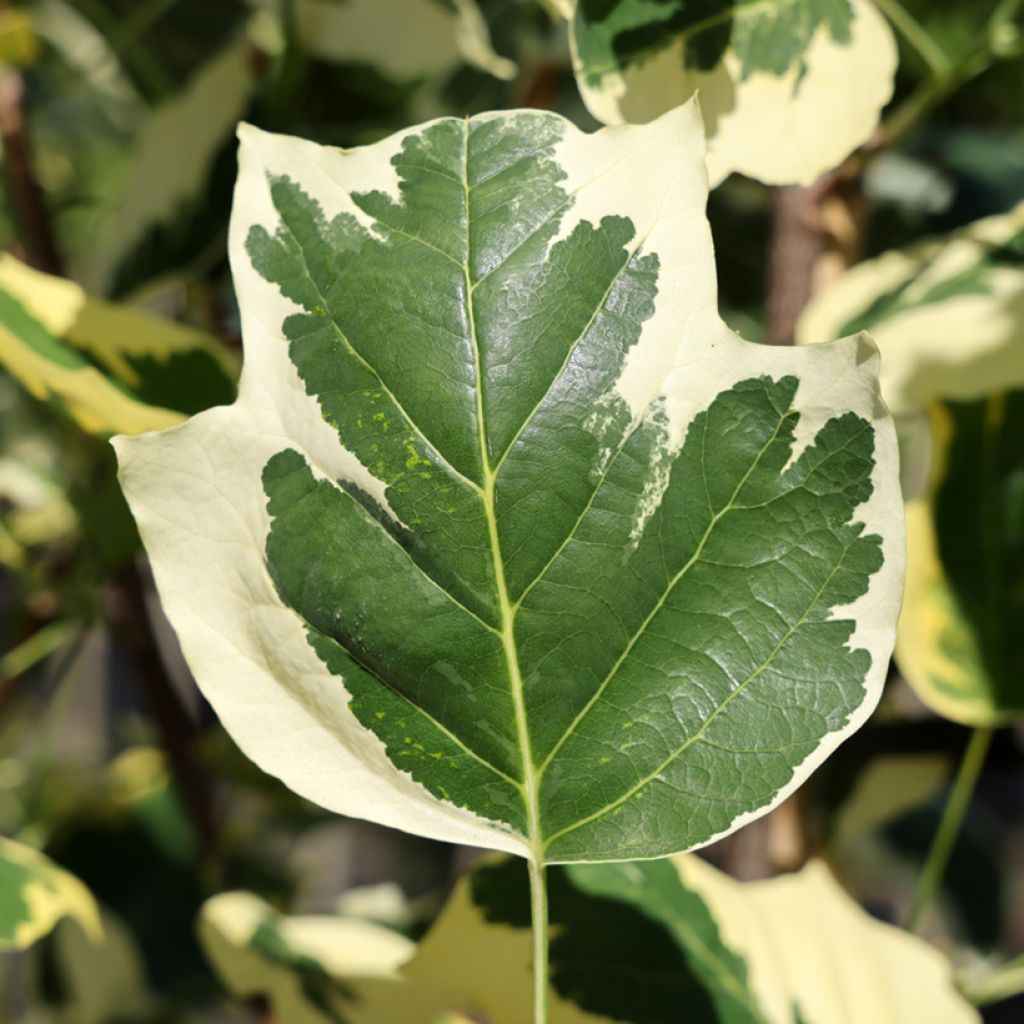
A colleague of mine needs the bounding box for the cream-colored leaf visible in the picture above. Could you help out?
[570,0,897,187]
[402,877,603,1024]
[675,857,980,1024]
[52,909,152,1024]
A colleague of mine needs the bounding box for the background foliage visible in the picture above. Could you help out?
[0,0,1022,1021]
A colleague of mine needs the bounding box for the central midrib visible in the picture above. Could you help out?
[461,119,545,863]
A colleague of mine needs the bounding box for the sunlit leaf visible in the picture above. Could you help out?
[116,102,903,865]
[567,0,897,186]
[0,255,237,436]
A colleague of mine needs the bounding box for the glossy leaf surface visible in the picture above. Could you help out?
[116,102,903,863]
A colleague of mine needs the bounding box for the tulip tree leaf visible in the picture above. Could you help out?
[0,837,102,951]
[567,0,897,186]
[0,255,237,436]
[115,101,903,864]
[897,393,1024,725]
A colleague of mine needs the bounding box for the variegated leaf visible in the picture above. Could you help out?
[567,0,897,186]
[0,837,101,952]
[0,255,237,436]
[116,101,903,864]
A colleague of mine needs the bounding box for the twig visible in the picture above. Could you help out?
[106,563,217,863]
[0,69,63,274]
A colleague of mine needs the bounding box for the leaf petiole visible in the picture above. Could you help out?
[529,858,550,1024]
[906,726,993,932]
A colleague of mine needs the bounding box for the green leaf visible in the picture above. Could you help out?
[897,392,1024,725]
[115,102,903,864]
[0,837,102,951]
[566,0,897,186]
[0,255,237,436]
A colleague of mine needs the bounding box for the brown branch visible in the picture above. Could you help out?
[0,69,62,274]
[106,563,217,862]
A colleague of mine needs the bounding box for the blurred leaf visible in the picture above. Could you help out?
[897,392,1024,725]
[257,0,517,81]
[51,908,153,1024]
[567,0,896,186]
[673,856,978,1024]
[0,836,101,951]
[63,0,249,102]
[399,855,979,1023]
[0,7,41,68]
[84,36,257,294]
[106,747,198,865]
[0,254,237,435]
[797,201,1024,417]
[832,754,949,845]
[0,454,78,565]
[198,890,422,1024]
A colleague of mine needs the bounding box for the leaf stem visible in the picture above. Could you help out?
[871,0,950,78]
[869,0,1023,156]
[906,727,992,932]
[529,858,550,1024]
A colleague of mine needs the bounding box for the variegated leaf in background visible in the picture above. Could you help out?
[797,202,1024,418]
[116,101,903,866]
[896,393,1024,725]
[248,0,517,81]
[0,836,101,951]
[198,855,979,1023]
[198,890,434,1024]
[82,37,257,295]
[0,255,237,436]
[84,0,515,293]
[797,203,1024,724]
[566,0,897,186]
